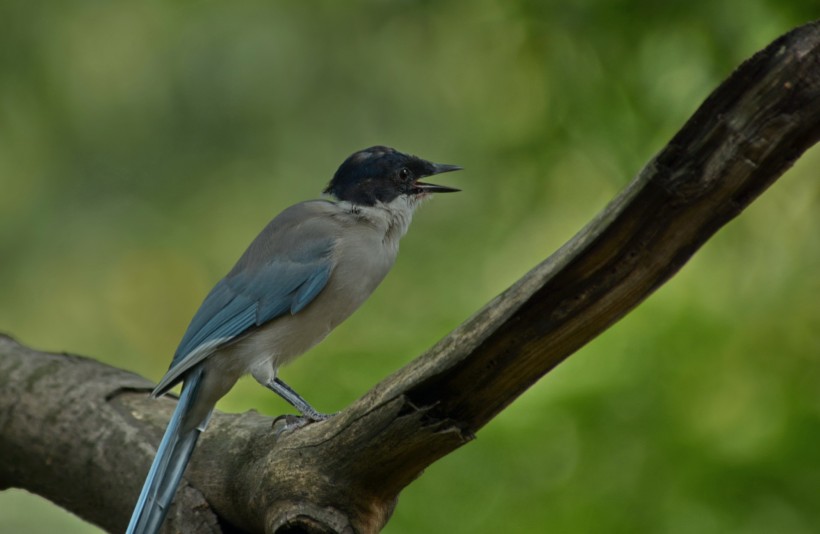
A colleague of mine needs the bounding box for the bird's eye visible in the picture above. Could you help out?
[399,167,411,180]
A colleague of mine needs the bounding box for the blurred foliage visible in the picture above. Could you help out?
[1,1,819,533]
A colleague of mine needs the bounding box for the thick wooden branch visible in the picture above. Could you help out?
[1,21,819,534]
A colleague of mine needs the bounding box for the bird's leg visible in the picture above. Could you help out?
[251,362,332,421]
[265,377,331,421]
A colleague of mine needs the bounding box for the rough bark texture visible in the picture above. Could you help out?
[1,20,819,534]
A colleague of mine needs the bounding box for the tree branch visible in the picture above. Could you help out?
[2,20,819,534]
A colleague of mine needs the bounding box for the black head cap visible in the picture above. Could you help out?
[323,146,461,206]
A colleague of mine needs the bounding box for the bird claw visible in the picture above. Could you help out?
[303,410,338,422]
[271,412,336,435]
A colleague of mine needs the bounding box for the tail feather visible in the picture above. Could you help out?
[127,367,212,534]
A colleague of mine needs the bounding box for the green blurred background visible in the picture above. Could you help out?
[1,1,819,533]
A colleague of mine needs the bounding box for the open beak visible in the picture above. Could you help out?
[415,163,463,193]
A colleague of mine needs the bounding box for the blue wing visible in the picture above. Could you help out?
[152,201,338,397]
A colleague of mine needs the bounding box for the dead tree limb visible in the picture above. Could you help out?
[1,20,819,534]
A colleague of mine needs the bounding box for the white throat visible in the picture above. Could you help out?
[340,194,423,246]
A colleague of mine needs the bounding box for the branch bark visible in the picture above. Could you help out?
[2,20,819,534]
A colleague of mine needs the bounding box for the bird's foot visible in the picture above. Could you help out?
[271,411,337,435]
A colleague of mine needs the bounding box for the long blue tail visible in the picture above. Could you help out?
[127,368,212,534]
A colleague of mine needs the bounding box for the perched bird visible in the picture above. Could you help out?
[127,146,461,533]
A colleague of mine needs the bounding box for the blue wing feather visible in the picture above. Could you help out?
[291,263,333,314]
[153,203,339,396]
[171,282,257,366]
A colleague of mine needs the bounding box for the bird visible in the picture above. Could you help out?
[126,146,462,533]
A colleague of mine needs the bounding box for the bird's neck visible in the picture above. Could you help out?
[341,195,421,245]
